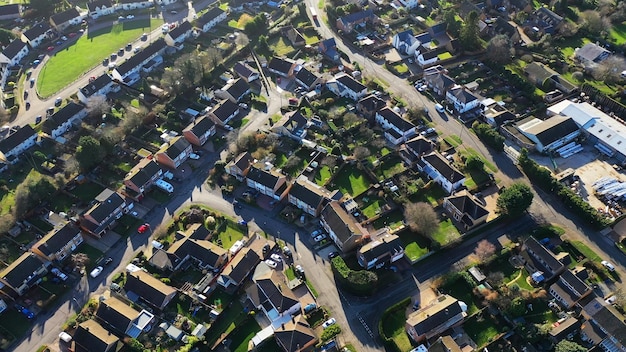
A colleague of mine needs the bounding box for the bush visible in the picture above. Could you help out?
[331,257,378,296]
[320,324,341,341]
[472,122,505,151]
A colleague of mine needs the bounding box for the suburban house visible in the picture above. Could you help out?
[0,39,29,67]
[49,8,82,32]
[77,73,119,104]
[115,0,154,11]
[112,38,166,83]
[233,61,259,82]
[283,25,305,47]
[72,319,121,352]
[215,78,251,103]
[393,29,420,56]
[124,271,177,310]
[357,233,404,269]
[394,0,418,9]
[357,94,386,119]
[522,236,569,283]
[405,295,468,343]
[0,125,38,164]
[88,0,115,19]
[424,72,456,96]
[226,152,254,181]
[272,110,310,140]
[217,248,260,291]
[523,7,563,36]
[515,115,580,153]
[268,56,296,78]
[246,264,300,322]
[446,86,480,114]
[481,99,516,127]
[336,9,378,33]
[79,189,127,238]
[95,296,155,338]
[0,253,48,298]
[580,297,626,350]
[442,191,489,231]
[196,6,227,33]
[31,223,83,262]
[399,136,435,166]
[208,99,240,126]
[0,4,21,21]
[321,200,368,253]
[288,177,338,217]
[164,20,192,48]
[20,22,51,48]
[549,269,592,309]
[524,62,577,94]
[155,136,193,169]
[183,116,216,146]
[294,66,321,91]
[246,165,290,201]
[574,43,611,68]
[42,101,88,139]
[424,336,464,352]
[326,73,368,101]
[164,236,228,271]
[375,107,417,145]
[318,38,340,61]
[549,316,581,343]
[274,315,318,352]
[485,17,522,44]
[123,158,163,199]
[418,152,466,194]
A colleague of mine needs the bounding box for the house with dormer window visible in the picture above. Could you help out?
[326,73,367,101]
[418,152,466,194]
[375,107,417,145]
[123,158,163,199]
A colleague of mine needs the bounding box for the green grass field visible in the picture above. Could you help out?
[37,19,163,97]
[610,22,626,45]
[431,219,460,245]
[464,313,502,348]
[331,165,371,197]
[314,165,332,186]
[381,304,413,352]
[214,220,245,249]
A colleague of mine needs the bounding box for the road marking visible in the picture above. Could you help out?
[356,313,375,339]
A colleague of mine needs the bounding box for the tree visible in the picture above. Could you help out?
[76,136,105,171]
[86,95,110,118]
[343,112,364,127]
[353,146,371,161]
[283,155,302,174]
[460,11,481,51]
[485,35,513,64]
[0,213,14,235]
[579,10,605,35]
[403,202,438,237]
[593,56,626,84]
[0,28,16,46]
[465,155,484,171]
[235,32,250,48]
[13,172,58,219]
[71,253,90,269]
[443,9,461,37]
[555,340,587,352]
[496,183,534,217]
[473,240,496,263]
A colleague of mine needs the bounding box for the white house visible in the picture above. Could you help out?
[49,8,83,32]
[233,61,259,82]
[196,7,227,33]
[112,38,166,81]
[326,73,367,101]
[115,0,154,11]
[392,30,420,56]
[164,20,192,48]
[375,107,417,145]
[77,74,119,104]
[0,40,29,67]
[418,152,466,194]
[0,125,37,163]
[446,86,480,113]
[88,0,115,19]
[20,22,51,48]
[416,49,439,68]
[42,102,88,139]
[516,115,580,153]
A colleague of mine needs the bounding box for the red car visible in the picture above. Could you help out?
[137,223,150,234]
[68,32,77,38]
[47,46,54,51]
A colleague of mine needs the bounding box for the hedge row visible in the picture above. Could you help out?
[378,297,411,352]
[331,257,378,296]
[472,122,505,151]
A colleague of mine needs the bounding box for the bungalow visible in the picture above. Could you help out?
[0,40,29,67]
[357,94,386,119]
[393,30,420,56]
[31,223,83,262]
[326,73,367,101]
[516,115,580,153]
[446,86,480,114]
[123,158,163,198]
[424,72,456,96]
[183,115,216,146]
[246,165,290,201]
[358,233,404,269]
[336,9,378,33]
[283,25,305,47]
[418,152,466,194]
[442,191,489,231]
[415,49,439,68]
[0,253,48,298]
[124,271,177,310]
[272,110,310,140]
[226,151,254,181]
[399,136,435,166]
[49,8,82,32]
[0,4,21,21]
[217,247,260,291]
[274,315,318,352]
[42,101,87,138]
[481,99,516,127]
[405,295,468,343]
[487,17,522,44]
[112,38,166,82]
[88,0,115,19]
[549,269,592,309]
[523,7,563,36]
[72,319,121,352]
[575,43,611,68]
[581,297,626,350]
[233,61,259,83]
[288,178,337,217]
[294,66,321,91]
[321,200,368,253]
[215,78,250,103]
[208,99,240,126]
[375,107,417,145]
[165,236,228,271]
[164,20,192,48]
[78,74,119,104]
[524,62,577,94]
[115,0,154,11]
[523,236,569,283]
[0,125,37,164]
[268,56,296,78]
[79,189,127,238]
[155,136,192,169]
[246,264,300,322]
[318,38,340,61]
[196,7,227,33]
[95,296,155,338]
[20,22,51,48]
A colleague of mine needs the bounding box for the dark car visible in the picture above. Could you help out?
[118,48,124,56]
[328,251,339,260]
[102,58,109,66]
[35,115,42,124]
[125,43,132,51]
[15,305,35,319]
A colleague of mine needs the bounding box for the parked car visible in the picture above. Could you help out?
[16,305,35,319]
[141,33,148,41]
[189,153,200,160]
[54,97,62,106]
[90,266,103,278]
[322,318,336,329]
[601,260,616,271]
[59,331,72,342]
[311,230,322,238]
[61,36,67,41]
[126,14,135,19]
[264,259,278,269]
[303,303,317,313]
[328,251,339,260]
[138,223,150,234]
[314,234,326,242]
[283,246,292,257]
[435,103,445,113]
[420,127,436,136]
[270,253,282,262]
[47,46,55,51]
[51,268,68,281]
[606,295,617,304]
[118,16,125,21]
[68,32,77,38]
[295,265,304,276]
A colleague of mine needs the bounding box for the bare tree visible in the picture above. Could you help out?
[487,271,505,287]
[283,155,302,174]
[579,10,606,35]
[119,105,146,134]
[485,35,513,64]
[0,243,10,264]
[343,112,364,127]
[371,137,386,149]
[321,155,337,169]
[353,146,371,161]
[403,202,438,237]
[235,32,250,48]
[86,95,110,117]
[71,253,90,269]
[473,239,497,263]
[558,21,579,37]
[0,213,15,235]
[593,56,626,84]
[226,129,241,155]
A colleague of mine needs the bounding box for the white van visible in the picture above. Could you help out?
[155,179,174,193]
[152,240,164,250]
[435,103,445,113]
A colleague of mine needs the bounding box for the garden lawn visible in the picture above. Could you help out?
[458,148,498,173]
[431,219,460,245]
[268,36,295,56]
[610,22,626,45]
[397,228,429,261]
[0,309,31,340]
[381,305,413,352]
[331,165,371,197]
[230,318,261,352]
[372,209,405,230]
[437,52,453,60]
[37,19,163,97]
[361,197,384,219]
[412,184,447,207]
[464,313,502,348]
[440,276,479,315]
[570,240,601,262]
[374,155,405,180]
[50,192,77,213]
[205,301,246,346]
[393,63,409,74]
[213,220,245,249]
[314,165,332,186]
[70,182,105,203]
